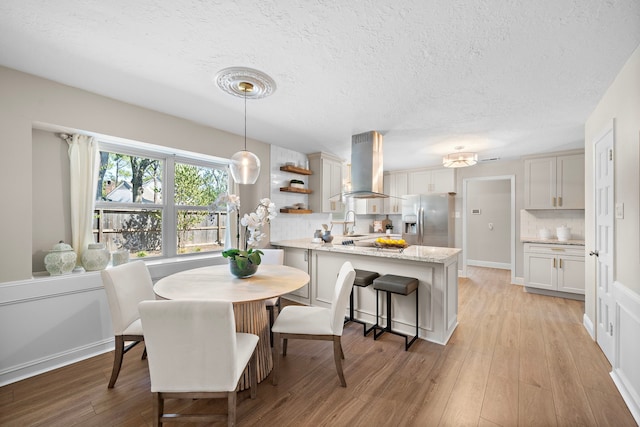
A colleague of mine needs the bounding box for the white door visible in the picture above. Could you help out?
[593,126,615,364]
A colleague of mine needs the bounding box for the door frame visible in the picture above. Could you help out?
[462,175,516,283]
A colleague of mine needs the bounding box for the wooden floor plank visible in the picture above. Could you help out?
[1,266,636,427]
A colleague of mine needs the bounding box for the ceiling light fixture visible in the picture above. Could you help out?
[443,146,478,168]
[215,67,276,185]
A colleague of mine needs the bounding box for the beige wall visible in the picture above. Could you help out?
[466,179,511,264]
[0,66,270,282]
[584,43,640,324]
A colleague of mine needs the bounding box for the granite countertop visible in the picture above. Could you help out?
[521,237,585,246]
[271,236,461,264]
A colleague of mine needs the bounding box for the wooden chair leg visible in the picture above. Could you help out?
[333,336,347,387]
[268,306,274,347]
[141,345,147,360]
[108,335,125,388]
[339,340,345,359]
[153,392,162,427]
[283,338,288,356]
[249,348,257,399]
[228,391,236,427]
[272,332,280,386]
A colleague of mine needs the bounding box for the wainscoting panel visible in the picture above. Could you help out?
[611,281,640,425]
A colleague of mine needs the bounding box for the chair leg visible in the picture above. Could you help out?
[332,336,347,387]
[153,392,162,427]
[228,391,237,427]
[272,332,280,386]
[339,340,345,360]
[283,338,288,356]
[108,335,125,388]
[141,345,147,360]
[249,348,257,399]
[267,306,274,347]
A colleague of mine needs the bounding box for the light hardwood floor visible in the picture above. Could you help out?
[0,267,636,426]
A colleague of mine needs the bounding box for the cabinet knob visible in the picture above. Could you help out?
[589,250,599,257]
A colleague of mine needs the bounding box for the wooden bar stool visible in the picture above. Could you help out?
[370,274,419,350]
[344,269,379,335]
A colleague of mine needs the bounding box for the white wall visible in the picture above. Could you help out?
[585,43,640,422]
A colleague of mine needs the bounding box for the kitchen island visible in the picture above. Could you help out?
[271,237,461,345]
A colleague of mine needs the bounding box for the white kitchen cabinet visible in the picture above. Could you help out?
[524,153,584,209]
[355,198,384,214]
[308,152,344,213]
[384,171,408,214]
[282,247,310,304]
[524,243,585,294]
[407,168,455,195]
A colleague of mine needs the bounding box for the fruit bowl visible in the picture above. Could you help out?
[373,238,408,249]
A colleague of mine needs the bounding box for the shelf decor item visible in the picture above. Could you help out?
[44,241,77,276]
[82,243,110,271]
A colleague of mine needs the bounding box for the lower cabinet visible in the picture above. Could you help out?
[524,243,585,294]
[282,247,310,304]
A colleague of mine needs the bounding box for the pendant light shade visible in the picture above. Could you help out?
[229,81,260,184]
[230,150,261,184]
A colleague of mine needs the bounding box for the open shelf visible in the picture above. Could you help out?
[280,165,313,175]
[280,209,313,214]
[280,187,312,194]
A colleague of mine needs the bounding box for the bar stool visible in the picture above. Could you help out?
[370,274,419,351]
[344,269,379,335]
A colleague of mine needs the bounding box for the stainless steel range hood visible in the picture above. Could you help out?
[344,130,388,199]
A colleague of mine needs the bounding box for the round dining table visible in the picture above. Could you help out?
[153,263,310,389]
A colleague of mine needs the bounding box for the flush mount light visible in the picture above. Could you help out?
[215,67,276,184]
[443,146,478,168]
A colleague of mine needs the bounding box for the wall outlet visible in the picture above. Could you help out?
[615,202,624,219]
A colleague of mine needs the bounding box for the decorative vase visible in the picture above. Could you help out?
[44,241,77,276]
[82,243,110,271]
[229,259,258,278]
[111,250,129,266]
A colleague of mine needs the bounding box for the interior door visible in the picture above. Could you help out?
[594,126,615,364]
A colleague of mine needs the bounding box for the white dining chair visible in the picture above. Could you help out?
[272,261,356,387]
[100,261,155,388]
[139,299,259,427]
[261,248,284,346]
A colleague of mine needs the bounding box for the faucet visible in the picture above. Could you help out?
[344,210,356,235]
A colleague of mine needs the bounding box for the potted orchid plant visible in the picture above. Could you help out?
[210,194,277,277]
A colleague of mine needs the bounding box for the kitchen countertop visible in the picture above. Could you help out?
[271,236,461,264]
[521,237,585,246]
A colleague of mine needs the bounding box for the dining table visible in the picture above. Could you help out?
[153,263,310,389]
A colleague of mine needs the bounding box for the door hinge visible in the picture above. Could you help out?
[609,322,614,335]
[609,149,613,161]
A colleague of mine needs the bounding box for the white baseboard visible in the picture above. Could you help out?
[612,281,640,425]
[583,313,595,339]
[467,259,511,270]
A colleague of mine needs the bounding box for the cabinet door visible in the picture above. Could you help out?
[327,160,344,213]
[430,168,455,193]
[524,252,557,290]
[283,248,310,301]
[408,170,431,194]
[391,172,408,213]
[556,154,585,209]
[557,255,585,294]
[383,175,392,214]
[524,157,557,209]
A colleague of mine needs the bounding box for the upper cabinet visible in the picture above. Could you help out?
[308,152,344,213]
[384,171,408,214]
[407,168,455,195]
[524,153,584,209]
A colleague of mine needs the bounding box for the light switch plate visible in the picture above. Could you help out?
[615,202,624,219]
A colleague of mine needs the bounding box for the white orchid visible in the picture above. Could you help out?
[211,194,277,249]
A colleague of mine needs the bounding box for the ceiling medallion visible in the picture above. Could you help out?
[214,67,276,99]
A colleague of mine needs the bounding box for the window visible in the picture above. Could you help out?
[94,143,230,260]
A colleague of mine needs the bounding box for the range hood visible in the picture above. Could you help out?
[344,130,389,199]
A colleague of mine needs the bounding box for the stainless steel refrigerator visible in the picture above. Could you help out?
[401,193,455,247]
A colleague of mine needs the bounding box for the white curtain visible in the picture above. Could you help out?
[67,134,100,262]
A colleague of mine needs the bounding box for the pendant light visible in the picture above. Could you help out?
[443,146,478,168]
[215,67,276,185]
[229,82,260,184]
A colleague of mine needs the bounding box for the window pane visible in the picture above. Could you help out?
[176,210,226,254]
[174,163,228,206]
[98,151,163,203]
[94,208,163,258]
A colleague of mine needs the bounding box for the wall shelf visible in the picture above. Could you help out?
[280,165,313,175]
[280,209,313,214]
[280,187,312,194]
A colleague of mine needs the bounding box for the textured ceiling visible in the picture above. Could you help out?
[1,1,639,170]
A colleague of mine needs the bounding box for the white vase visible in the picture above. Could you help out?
[82,243,110,271]
[44,241,77,276]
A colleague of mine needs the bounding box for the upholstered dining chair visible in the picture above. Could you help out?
[139,300,259,427]
[100,260,155,388]
[272,261,356,387]
[260,248,284,346]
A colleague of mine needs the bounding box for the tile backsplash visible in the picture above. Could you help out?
[520,209,585,240]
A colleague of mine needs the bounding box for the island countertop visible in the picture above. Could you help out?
[271,238,461,264]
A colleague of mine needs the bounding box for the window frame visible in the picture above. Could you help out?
[95,140,231,259]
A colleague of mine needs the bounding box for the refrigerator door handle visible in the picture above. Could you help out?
[419,207,424,243]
